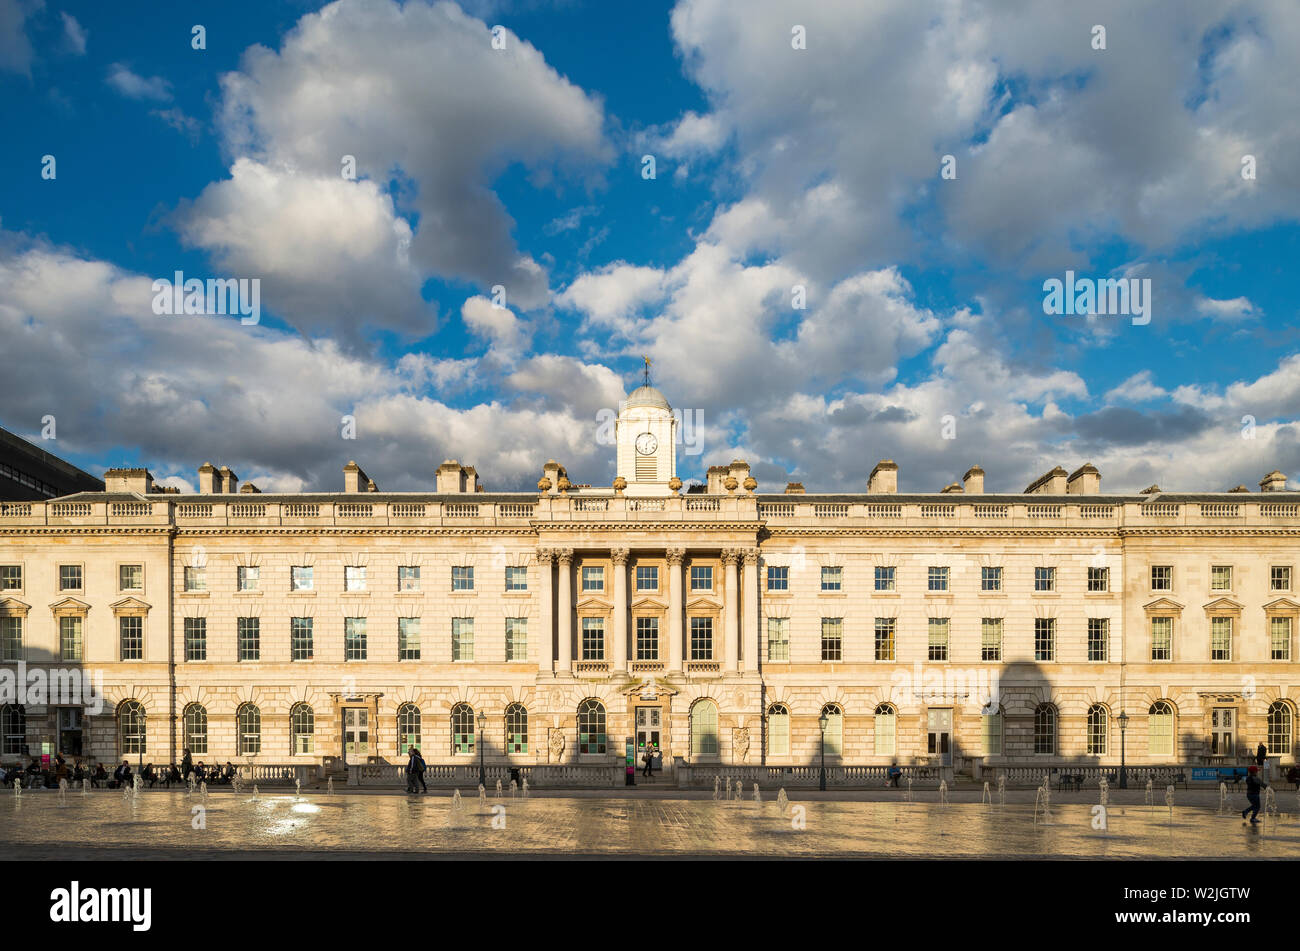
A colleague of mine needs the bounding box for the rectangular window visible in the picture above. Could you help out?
[0,616,22,661]
[291,565,313,591]
[504,566,526,591]
[1211,565,1233,591]
[1087,618,1109,662]
[691,565,714,591]
[874,566,896,592]
[982,711,1002,756]
[766,565,788,591]
[1034,567,1056,592]
[0,565,21,590]
[184,566,206,592]
[1087,567,1109,592]
[506,617,527,661]
[1151,565,1172,591]
[581,566,604,592]
[344,617,367,661]
[118,564,143,591]
[821,617,843,661]
[119,616,143,660]
[690,616,713,660]
[399,565,421,591]
[344,565,367,592]
[59,564,82,591]
[635,565,658,591]
[398,617,421,660]
[184,617,206,661]
[452,617,473,661]
[821,566,842,592]
[581,617,605,661]
[237,566,259,591]
[981,566,1002,592]
[59,616,82,661]
[981,618,1002,662]
[1271,617,1292,661]
[928,566,949,592]
[1210,616,1233,661]
[1271,566,1292,592]
[635,616,659,660]
[767,617,789,661]
[290,617,313,660]
[874,617,896,661]
[1034,617,1055,661]
[1151,617,1173,661]
[452,565,474,591]
[238,617,260,661]
[927,618,949,661]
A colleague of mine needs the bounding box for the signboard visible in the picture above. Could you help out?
[1191,767,1247,782]
[625,737,635,785]
[41,741,51,769]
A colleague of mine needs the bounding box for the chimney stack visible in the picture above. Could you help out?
[104,468,154,494]
[962,465,985,494]
[344,460,373,493]
[1260,470,1288,492]
[1025,466,1067,495]
[1067,463,1100,494]
[218,466,238,494]
[197,462,218,494]
[867,460,898,494]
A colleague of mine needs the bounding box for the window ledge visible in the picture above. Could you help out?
[235,590,263,597]
[179,591,209,598]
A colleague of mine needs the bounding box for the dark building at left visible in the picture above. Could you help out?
[0,424,103,500]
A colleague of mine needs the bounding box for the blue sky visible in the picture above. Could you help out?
[1,0,1298,494]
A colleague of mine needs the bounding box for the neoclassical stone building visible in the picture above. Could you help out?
[1,383,1298,778]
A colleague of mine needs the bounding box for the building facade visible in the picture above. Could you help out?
[1,384,1298,777]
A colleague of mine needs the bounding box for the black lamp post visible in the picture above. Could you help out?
[818,710,828,791]
[1118,711,1129,789]
[476,709,487,788]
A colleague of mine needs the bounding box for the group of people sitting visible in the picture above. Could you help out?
[0,751,239,790]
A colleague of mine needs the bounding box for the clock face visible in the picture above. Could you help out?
[635,432,658,455]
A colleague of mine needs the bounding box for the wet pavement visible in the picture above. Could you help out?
[3,786,1298,859]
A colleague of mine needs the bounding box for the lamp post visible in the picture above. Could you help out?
[818,710,828,792]
[476,709,487,788]
[1118,711,1129,789]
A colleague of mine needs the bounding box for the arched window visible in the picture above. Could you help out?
[1087,704,1108,756]
[767,703,790,757]
[505,703,528,754]
[822,703,843,757]
[1034,704,1056,755]
[451,703,475,754]
[578,699,606,754]
[874,703,896,757]
[1148,701,1174,757]
[397,703,421,752]
[291,703,314,755]
[1,704,25,756]
[981,703,1003,755]
[1268,701,1293,756]
[690,699,719,757]
[183,703,207,755]
[237,703,260,755]
[119,700,146,756]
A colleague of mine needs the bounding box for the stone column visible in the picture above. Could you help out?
[556,548,574,674]
[742,549,760,672]
[612,548,630,674]
[667,548,686,672]
[723,549,740,673]
[535,548,554,675]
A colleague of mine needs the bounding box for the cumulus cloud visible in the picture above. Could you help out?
[106,63,172,101]
[205,0,611,321]
[60,12,85,54]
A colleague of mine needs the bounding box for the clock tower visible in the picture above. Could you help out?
[615,378,677,497]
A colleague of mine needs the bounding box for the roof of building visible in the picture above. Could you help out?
[622,385,671,411]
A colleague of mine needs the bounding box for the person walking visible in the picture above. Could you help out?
[1241,765,1265,824]
[641,746,654,779]
[181,748,193,782]
[1255,742,1269,781]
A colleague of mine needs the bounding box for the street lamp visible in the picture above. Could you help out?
[476,709,487,788]
[818,710,828,792]
[1118,711,1129,789]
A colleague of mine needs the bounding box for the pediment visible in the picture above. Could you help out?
[575,595,611,611]
[48,596,91,614]
[110,596,152,614]
[1202,596,1243,615]
[0,596,30,617]
[630,595,667,611]
[1263,597,1300,615]
[1142,597,1184,614]
[686,594,720,610]
[619,678,679,699]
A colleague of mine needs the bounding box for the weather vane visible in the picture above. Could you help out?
[642,354,652,387]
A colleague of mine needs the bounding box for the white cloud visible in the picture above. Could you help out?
[461,294,530,361]
[60,12,85,54]
[0,0,35,74]
[106,63,172,101]
[555,262,666,329]
[1105,370,1168,403]
[1195,296,1256,320]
